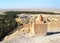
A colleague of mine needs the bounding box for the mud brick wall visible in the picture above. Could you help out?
[34,23,47,36]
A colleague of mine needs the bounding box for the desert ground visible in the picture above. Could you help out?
[0,9,60,43]
[0,29,60,43]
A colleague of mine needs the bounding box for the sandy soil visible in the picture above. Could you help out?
[0,30,60,43]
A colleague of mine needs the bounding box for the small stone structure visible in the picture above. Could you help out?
[34,23,47,36]
[33,15,47,36]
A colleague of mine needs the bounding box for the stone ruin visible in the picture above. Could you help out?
[15,14,47,37]
[16,14,60,37]
[15,14,60,37]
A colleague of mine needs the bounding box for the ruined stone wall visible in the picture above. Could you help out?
[34,23,47,36]
[19,22,47,36]
[19,23,35,36]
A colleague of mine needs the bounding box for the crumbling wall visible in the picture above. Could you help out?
[34,23,47,36]
[19,23,35,36]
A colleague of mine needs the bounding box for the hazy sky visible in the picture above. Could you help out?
[0,0,60,9]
